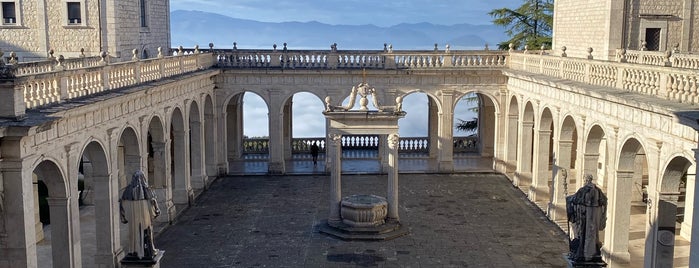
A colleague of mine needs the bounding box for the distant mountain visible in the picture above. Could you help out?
[170,10,507,50]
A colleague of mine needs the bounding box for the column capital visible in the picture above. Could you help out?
[387,133,399,150]
[328,134,342,147]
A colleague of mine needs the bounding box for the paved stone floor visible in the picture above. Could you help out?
[156,173,569,267]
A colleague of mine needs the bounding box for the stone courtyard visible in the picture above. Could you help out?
[156,173,568,267]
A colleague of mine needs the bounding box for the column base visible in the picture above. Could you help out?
[318,219,408,241]
[564,253,607,267]
[268,161,285,174]
[602,249,630,267]
[121,250,164,268]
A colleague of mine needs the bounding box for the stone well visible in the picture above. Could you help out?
[340,194,388,227]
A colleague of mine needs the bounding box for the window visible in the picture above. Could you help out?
[140,0,147,27]
[645,28,661,51]
[1,2,16,25]
[67,2,81,24]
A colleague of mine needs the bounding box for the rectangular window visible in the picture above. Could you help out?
[67,2,81,24]
[645,28,661,51]
[2,2,16,24]
[140,0,147,27]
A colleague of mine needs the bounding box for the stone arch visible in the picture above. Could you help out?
[118,127,141,191]
[77,140,112,267]
[147,115,170,224]
[32,159,74,268]
[280,91,327,161]
[189,100,205,191]
[608,137,648,266]
[397,89,443,115]
[583,124,608,190]
[516,101,536,188]
[203,94,216,180]
[558,115,578,186]
[505,95,519,176]
[650,155,693,267]
[453,91,500,157]
[170,107,191,210]
[531,107,554,203]
[225,91,270,163]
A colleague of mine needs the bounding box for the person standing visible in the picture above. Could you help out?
[310,141,320,165]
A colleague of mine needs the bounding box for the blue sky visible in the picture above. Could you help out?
[172,0,511,137]
[170,0,523,27]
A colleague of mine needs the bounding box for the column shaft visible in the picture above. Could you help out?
[328,135,342,224]
[387,134,400,221]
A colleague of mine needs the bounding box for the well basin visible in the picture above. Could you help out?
[340,194,388,227]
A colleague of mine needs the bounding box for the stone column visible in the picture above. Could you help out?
[268,91,286,174]
[378,134,389,173]
[515,121,534,187]
[328,134,342,224]
[549,140,573,221]
[427,98,439,162]
[283,100,293,161]
[530,129,551,202]
[1,156,38,268]
[93,175,119,267]
[204,110,218,180]
[32,174,44,242]
[603,170,634,265]
[505,114,519,174]
[386,133,400,222]
[151,141,174,223]
[190,121,206,191]
[689,149,699,267]
[681,171,695,239]
[46,197,80,268]
[172,131,192,206]
[437,90,454,172]
[63,143,83,267]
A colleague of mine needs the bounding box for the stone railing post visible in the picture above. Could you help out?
[0,73,26,119]
[442,45,453,67]
[658,71,670,97]
[327,43,338,69]
[270,44,281,68]
[615,65,626,89]
[384,45,396,69]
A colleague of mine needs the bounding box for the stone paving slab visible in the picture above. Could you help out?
[156,174,568,267]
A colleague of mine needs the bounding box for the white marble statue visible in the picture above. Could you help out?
[120,171,161,261]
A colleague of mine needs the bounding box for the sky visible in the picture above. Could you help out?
[172,0,510,137]
[170,0,523,27]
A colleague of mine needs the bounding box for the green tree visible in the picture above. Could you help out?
[489,0,553,50]
[455,93,479,134]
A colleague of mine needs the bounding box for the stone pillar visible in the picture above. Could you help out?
[63,143,83,267]
[204,111,218,181]
[190,121,205,191]
[150,141,174,223]
[46,197,80,268]
[93,175,119,267]
[386,134,400,222]
[583,153,600,185]
[549,140,573,221]
[328,134,342,224]
[650,192,679,268]
[437,90,454,172]
[32,174,44,242]
[505,114,519,174]
[681,172,695,239]
[1,156,38,268]
[515,121,534,187]
[378,134,389,173]
[603,170,634,265]
[530,129,551,202]
[480,104,495,157]
[689,149,699,267]
[427,98,439,162]
[283,100,293,161]
[172,131,193,206]
[268,91,286,174]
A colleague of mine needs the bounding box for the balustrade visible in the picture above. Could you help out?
[243,136,479,155]
[213,48,508,70]
[6,53,214,113]
[509,52,699,105]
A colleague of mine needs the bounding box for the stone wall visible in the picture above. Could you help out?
[624,0,687,51]
[113,0,170,60]
[0,1,43,60]
[46,0,101,58]
[552,0,615,60]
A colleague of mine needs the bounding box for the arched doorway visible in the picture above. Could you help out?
[651,156,692,267]
[78,141,112,267]
[226,92,270,173]
[516,101,536,190]
[147,116,171,223]
[33,160,74,268]
[531,107,554,205]
[504,96,519,178]
[117,127,141,255]
[397,92,433,172]
[453,92,496,171]
[203,95,217,179]
[583,125,607,191]
[284,92,326,170]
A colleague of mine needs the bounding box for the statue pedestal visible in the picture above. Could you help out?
[563,254,607,268]
[121,251,164,268]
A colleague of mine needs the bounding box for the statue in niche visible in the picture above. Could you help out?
[120,171,161,262]
[566,174,607,265]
